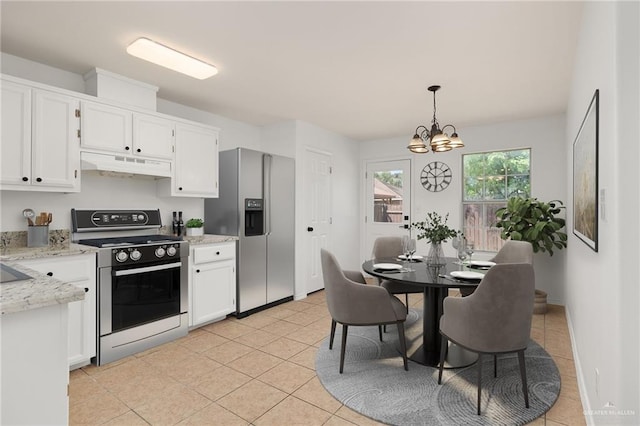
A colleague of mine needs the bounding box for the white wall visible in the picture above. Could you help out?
[565,1,639,424]
[359,114,567,303]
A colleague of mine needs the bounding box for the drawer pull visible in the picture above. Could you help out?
[46,272,53,276]
[84,287,89,293]
[216,251,220,255]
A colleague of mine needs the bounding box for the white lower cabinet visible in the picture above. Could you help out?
[17,254,97,369]
[189,242,236,327]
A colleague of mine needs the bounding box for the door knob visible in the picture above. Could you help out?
[307,227,314,232]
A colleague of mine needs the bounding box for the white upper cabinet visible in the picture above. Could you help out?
[132,113,174,159]
[1,79,81,192]
[169,123,218,197]
[80,101,132,153]
[1,80,32,186]
[81,101,174,161]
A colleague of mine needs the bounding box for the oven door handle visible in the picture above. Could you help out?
[113,262,182,276]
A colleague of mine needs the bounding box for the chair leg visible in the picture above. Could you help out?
[339,324,348,374]
[494,354,498,378]
[378,325,383,342]
[477,354,483,415]
[396,322,408,371]
[383,324,387,333]
[517,350,530,408]
[405,293,409,313]
[438,334,447,384]
[329,319,336,350]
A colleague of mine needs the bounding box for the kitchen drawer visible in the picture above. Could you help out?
[18,255,94,283]
[192,243,235,264]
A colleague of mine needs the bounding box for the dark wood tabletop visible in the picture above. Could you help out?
[362,257,486,367]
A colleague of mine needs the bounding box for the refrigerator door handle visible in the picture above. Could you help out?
[263,153,272,235]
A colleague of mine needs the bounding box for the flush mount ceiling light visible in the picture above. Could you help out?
[408,85,464,154]
[126,37,217,80]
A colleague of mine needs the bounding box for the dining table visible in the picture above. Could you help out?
[362,256,489,368]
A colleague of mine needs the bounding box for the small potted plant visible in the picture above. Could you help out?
[411,212,460,266]
[185,218,204,237]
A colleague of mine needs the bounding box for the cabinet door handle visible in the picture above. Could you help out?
[125,146,130,151]
[137,148,141,153]
[84,287,89,293]
[196,269,200,273]
[216,251,220,255]
[307,227,314,232]
[22,177,28,182]
[46,272,53,276]
[36,177,43,182]
[178,187,183,191]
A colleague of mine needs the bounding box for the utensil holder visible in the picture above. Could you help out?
[27,225,49,247]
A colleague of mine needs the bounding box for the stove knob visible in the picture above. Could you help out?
[166,246,177,257]
[130,249,142,261]
[155,247,166,258]
[115,250,128,262]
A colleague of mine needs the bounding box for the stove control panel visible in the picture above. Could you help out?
[112,243,182,266]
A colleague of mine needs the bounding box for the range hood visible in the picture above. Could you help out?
[81,152,171,178]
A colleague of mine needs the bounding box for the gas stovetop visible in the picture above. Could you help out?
[77,234,183,248]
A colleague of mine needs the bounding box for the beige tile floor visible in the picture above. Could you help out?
[70,290,586,425]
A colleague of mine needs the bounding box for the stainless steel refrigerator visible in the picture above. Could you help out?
[204,148,295,317]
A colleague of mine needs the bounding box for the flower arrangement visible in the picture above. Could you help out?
[411,212,460,244]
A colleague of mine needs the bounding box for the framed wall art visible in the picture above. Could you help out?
[572,89,599,251]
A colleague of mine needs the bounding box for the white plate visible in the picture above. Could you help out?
[469,260,496,268]
[372,263,403,270]
[450,270,485,280]
[398,254,424,260]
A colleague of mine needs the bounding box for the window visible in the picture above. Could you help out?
[462,149,530,251]
[373,170,404,223]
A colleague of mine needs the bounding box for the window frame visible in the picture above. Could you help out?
[461,147,532,252]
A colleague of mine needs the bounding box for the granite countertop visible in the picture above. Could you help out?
[1,261,85,315]
[0,243,99,261]
[184,234,238,246]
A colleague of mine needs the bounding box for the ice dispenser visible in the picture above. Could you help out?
[244,198,264,236]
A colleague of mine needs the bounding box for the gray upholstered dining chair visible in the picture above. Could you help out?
[320,249,409,373]
[491,240,534,264]
[371,236,422,312]
[460,240,534,297]
[438,262,535,415]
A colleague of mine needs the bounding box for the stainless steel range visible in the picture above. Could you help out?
[72,209,189,366]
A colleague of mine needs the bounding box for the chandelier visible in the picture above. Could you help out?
[408,85,464,154]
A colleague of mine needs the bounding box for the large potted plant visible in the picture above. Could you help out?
[411,212,460,266]
[495,197,567,255]
[495,197,568,313]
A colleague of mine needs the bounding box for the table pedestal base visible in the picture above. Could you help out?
[404,329,478,368]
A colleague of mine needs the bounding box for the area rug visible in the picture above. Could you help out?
[315,309,560,425]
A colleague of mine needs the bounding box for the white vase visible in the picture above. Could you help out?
[186,227,204,237]
[426,242,446,266]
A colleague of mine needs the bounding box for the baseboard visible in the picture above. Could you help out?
[565,307,593,425]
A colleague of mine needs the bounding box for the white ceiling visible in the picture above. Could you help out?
[0,1,583,141]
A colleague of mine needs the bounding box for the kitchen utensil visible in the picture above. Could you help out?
[22,208,35,226]
[38,212,47,226]
[47,213,53,225]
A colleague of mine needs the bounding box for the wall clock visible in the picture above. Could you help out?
[421,161,452,192]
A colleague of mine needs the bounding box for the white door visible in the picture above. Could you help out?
[304,148,332,293]
[365,159,411,258]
